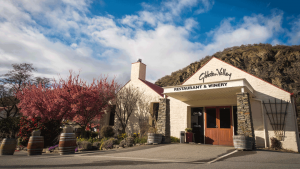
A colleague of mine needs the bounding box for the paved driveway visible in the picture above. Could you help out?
[0,143,299,169]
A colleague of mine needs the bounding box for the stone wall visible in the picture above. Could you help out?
[237,92,255,149]
[157,98,170,143]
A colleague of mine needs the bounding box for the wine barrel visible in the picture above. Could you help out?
[147,133,162,144]
[233,135,253,150]
[27,136,44,155]
[59,133,76,155]
[0,138,17,155]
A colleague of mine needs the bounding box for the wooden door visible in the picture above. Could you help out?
[205,107,219,145]
[205,106,233,146]
[218,106,233,146]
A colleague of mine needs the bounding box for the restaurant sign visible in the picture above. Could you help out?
[174,82,228,92]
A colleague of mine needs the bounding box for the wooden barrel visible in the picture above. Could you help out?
[147,133,162,144]
[0,138,17,155]
[59,133,76,155]
[27,136,44,155]
[155,134,162,143]
[233,135,252,150]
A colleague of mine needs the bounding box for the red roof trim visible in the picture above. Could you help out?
[182,56,292,95]
[138,79,164,97]
[131,62,147,66]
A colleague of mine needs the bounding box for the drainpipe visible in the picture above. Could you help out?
[252,98,269,148]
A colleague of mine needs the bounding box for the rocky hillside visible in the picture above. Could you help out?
[155,44,300,129]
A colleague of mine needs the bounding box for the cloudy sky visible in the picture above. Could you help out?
[0,0,299,85]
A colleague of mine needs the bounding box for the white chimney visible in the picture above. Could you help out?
[131,59,146,81]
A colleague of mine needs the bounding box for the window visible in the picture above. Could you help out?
[206,108,216,128]
[153,103,159,121]
[109,105,116,126]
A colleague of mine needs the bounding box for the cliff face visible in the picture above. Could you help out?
[155,44,300,129]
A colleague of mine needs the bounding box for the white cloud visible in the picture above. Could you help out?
[287,17,300,45]
[195,0,215,14]
[204,13,284,54]
[0,0,288,86]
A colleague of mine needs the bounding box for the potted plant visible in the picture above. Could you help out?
[27,129,44,155]
[0,133,17,155]
[0,117,18,155]
[185,128,193,143]
[147,127,162,144]
[233,126,253,150]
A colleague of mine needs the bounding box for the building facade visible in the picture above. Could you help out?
[105,57,299,152]
[163,57,299,152]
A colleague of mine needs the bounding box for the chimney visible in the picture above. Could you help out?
[131,59,146,81]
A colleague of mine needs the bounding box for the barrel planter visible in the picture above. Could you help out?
[147,133,162,144]
[59,133,76,155]
[233,135,253,150]
[27,136,44,155]
[0,138,17,155]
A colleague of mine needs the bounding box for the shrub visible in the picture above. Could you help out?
[0,117,20,138]
[118,133,127,140]
[134,135,147,144]
[185,128,192,133]
[126,136,134,147]
[140,135,147,144]
[271,137,282,150]
[100,126,115,138]
[92,142,101,149]
[170,136,180,143]
[91,132,98,138]
[81,141,92,150]
[148,127,156,133]
[100,138,116,150]
[18,116,62,147]
[119,139,126,148]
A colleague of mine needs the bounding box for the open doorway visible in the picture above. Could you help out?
[191,107,204,143]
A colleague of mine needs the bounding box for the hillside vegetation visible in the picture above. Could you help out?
[155,44,300,128]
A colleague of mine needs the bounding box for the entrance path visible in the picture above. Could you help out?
[1,144,299,169]
[79,143,235,163]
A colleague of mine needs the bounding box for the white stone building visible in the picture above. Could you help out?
[105,57,299,152]
[100,60,164,135]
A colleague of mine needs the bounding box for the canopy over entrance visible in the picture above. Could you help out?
[163,79,254,102]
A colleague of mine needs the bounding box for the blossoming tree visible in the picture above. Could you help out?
[16,70,118,139]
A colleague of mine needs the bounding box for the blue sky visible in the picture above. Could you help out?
[0,0,299,85]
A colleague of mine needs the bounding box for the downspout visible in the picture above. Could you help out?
[253,98,269,148]
[291,94,300,152]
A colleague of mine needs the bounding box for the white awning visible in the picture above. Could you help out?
[163,79,254,102]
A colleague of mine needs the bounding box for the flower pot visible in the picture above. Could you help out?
[147,133,162,144]
[233,135,253,150]
[0,138,17,155]
[59,133,76,155]
[186,132,193,143]
[27,136,44,155]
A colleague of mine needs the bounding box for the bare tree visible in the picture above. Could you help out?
[0,63,51,119]
[114,85,144,134]
[137,96,155,136]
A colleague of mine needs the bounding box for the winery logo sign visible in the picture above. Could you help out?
[199,68,232,83]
